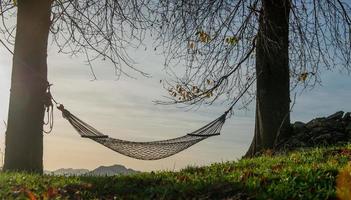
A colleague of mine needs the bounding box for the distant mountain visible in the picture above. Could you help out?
[88,164,139,176]
[45,168,89,176]
[45,164,139,176]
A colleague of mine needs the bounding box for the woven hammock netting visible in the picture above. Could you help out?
[58,106,227,160]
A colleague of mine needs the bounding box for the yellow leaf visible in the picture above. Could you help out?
[197,31,210,43]
[298,72,308,82]
[13,0,17,6]
[205,91,213,98]
[225,36,239,45]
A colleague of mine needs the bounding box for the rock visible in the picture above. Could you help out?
[292,121,307,134]
[331,131,346,141]
[313,133,332,143]
[346,123,351,134]
[293,121,305,129]
[290,138,305,147]
[322,120,345,132]
[295,132,311,140]
[333,121,346,131]
[276,111,351,153]
[310,127,326,136]
[326,111,344,120]
[306,118,325,129]
[343,112,351,121]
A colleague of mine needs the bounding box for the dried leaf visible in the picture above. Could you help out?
[188,42,195,49]
[197,31,210,43]
[336,163,351,200]
[176,175,189,182]
[225,36,239,45]
[263,149,273,156]
[48,187,59,197]
[298,72,308,82]
[25,189,37,200]
[205,91,213,98]
[192,86,200,94]
[192,86,196,91]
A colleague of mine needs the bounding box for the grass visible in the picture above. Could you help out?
[1,145,351,199]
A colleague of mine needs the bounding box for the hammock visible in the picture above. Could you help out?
[57,105,227,160]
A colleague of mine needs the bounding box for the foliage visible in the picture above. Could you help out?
[0,0,153,79]
[1,144,351,199]
[152,0,351,106]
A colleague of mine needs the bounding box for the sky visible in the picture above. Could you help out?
[0,40,350,172]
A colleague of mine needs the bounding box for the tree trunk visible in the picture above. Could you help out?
[246,0,291,157]
[3,0,52,173]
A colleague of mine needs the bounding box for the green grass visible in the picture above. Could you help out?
[1,145,351,199]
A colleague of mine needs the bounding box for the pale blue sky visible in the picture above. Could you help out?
[0,40,350,172]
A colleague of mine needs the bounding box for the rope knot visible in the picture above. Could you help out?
[57,104,71,119]
[57,104,65,111]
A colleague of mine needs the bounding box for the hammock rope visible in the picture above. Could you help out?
[0,37,257,161]
[52,77,255,160]
[57,104,227,160]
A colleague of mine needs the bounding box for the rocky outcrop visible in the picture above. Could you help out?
[276,111,351,151]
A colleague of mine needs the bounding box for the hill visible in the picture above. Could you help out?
[87,164,139,176]
[1,144,351,199]
[45,164,139,176]
[45,168,89,176]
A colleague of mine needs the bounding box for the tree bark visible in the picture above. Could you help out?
[3,0,52,173]
[246,0,291,157]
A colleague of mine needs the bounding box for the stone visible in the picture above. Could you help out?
[343,112,351,121]
[310,127,326,136]
[313,134,332,143]
[306,118,325,129]
[276,111,351,153]
[324,121,345,132]
[326,111,344,121]
[292,121,307,135]
[290,138,305,147]
[331,131,346,141]
[295,132,310,140]
[346,123,351,134]
[293,121,305,129]
[334,121,346,131]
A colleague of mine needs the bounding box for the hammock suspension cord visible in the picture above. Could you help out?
[0,37,255,160]
[51,78,255,160]
[56,104,227,160]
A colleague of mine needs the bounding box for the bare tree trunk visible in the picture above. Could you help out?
[246,0,291,157]
[3,0,52,173]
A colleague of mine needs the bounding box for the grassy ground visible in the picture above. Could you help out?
[1,145,351,200]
